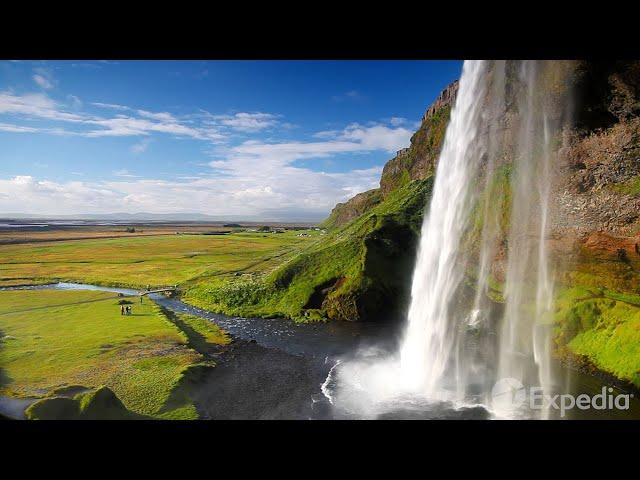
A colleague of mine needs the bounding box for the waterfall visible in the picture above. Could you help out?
[399,60,490,396]
[398,60,574,416]
[328,60,574,419]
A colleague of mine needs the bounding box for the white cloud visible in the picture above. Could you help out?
[33,74,54,90]
[137,110,176,122]
[339,123,413,152]
[131,138,151,154]
[32,68,57,90]
[313,130,340,139]
[0,91,227,142]
[113,169,139,178]
[0,176,121,214]
[91,102,130,111]
[0,90,415,219]
[67,95,82,109]
[0,122,39,133]
[215,112,279,132]
[0,161,383,220]
[0,92,84,122]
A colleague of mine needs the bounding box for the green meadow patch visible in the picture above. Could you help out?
[0,231,315,289]
[0,289,226,418]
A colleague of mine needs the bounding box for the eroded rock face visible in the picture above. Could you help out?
[422,80,459,121]
[380,81,459,197]
[554,118,640,237]
[323,189,382,229]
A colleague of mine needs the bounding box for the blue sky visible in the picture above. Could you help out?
[0,60,462,220]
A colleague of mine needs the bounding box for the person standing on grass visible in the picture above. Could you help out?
[120,305,125,315]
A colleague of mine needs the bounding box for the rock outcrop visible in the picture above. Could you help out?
[322,189,382,230]
[325,81,458,230]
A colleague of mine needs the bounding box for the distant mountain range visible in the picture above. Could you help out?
[0,211,325,223]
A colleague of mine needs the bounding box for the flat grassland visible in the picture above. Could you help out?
[0,230,316,288]
[0,289,229,419]
[0,229,316,418]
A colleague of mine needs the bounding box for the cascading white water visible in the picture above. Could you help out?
[399,60,490,396]
[328,60,574,419]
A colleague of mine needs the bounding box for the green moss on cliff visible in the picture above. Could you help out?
[554,286,640,387]
[380,106,452,197]
[610,174,640,196]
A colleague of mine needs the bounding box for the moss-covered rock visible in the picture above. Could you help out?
[25,396,79,420]
[25,386,149,420]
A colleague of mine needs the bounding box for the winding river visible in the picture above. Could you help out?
[1,282,639,420]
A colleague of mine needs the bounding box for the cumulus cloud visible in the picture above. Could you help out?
[339,123,413,152]
[0,176,121,214]
[0,161,383,220]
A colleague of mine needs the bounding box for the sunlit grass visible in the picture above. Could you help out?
[0,231,314,288]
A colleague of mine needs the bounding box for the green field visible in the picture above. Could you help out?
[0,231,316,289]
[0,230,312,419]
[0,289,228,419]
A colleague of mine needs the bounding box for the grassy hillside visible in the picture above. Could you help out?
[185,178,433,322]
